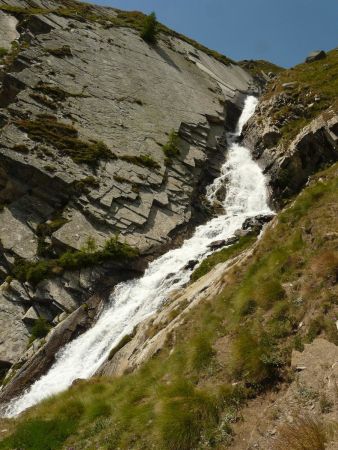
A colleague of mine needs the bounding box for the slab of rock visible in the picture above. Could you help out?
[0,11,19,50]
[0,207,38,259]
[22,306,39,325]
[34,278,80,313]
[0,292,29,368]
[207,236,238,250]
[52,210,107,251]
[305,50,326,63]
[242,214,275,231]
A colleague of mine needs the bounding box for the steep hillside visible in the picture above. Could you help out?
[0,2,337,450]
[243,48,338,204]
[0,162,336,450]
[0,0,254,382]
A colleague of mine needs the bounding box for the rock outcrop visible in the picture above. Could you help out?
[242,90,338,205]
[0,0,255,382]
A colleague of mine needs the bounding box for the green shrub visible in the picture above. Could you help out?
[255,279,286,310]
[87,400,111,420]
[238,298,257,316]
[162,130,180,160]
[46,45,72,58]
[157,382,219,450]
[140,12,158,44]
[120,153,160,169]
[11,236,138,285]
[30,317,51,342]
[0,47,8,58]
[190,334,214,371]
[230,329,283,386]
[306,316,324,343]
[0,418,78,450]
[57,398,85,420]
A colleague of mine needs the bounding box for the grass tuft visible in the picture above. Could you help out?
[15,116,113,166]
[273,415,328,450]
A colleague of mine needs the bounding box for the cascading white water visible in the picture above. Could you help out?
[5,96,272,417]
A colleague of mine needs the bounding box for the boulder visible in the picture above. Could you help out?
[282,82,298,89]
[242,214,274,232]
[183,260,199,270]
[22,306,39,326]
[208,236,239,250]
[34,278,80,313]
[305,50,326,63]
[208,240,227,250]
[2,280,31,304]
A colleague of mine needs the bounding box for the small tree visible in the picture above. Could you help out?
[140,12,158,44]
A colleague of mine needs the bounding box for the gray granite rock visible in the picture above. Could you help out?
[0,11,19,50]
[0,291,29,367]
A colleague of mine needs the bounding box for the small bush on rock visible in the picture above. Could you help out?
[162,130,180,159]
[140,12,158,44]
[30,317,51,343]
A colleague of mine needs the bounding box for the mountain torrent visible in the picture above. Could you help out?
[0,1,337,449]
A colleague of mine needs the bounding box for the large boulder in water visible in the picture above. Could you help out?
[242,214,275,233]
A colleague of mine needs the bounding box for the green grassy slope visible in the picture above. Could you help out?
[263,48,338,144]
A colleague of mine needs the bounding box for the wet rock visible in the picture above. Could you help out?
[242,214,274,231]
[208,239,227,250]
[183,260,199,270]
[234,228,252,238]
[208,236,239,250]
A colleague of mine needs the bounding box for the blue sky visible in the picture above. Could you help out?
[85,0,337,67]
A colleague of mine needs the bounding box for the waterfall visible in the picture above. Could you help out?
[4,95,272,417]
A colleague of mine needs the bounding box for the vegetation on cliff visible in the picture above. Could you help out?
[238,59,285,77]
[140,12,158,44]
[263,47,338,144]
[1,163,336,449]
[0,0,233,66]
[11,236,138,286]
[15,116,113,166]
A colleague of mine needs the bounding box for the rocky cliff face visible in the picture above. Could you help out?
[0,0,255,383]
